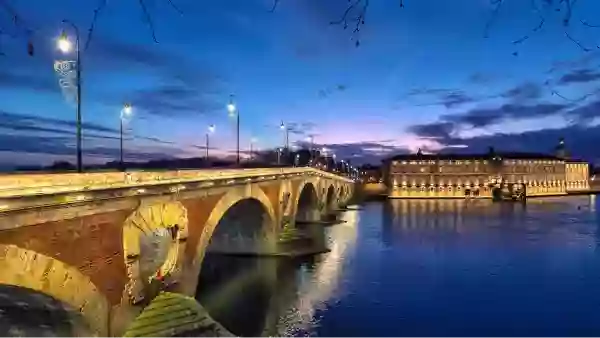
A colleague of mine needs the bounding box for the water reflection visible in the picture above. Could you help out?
[197,196,600,336]
[195,210,359,337]
[382,198,600,249]
[276,210,359,336]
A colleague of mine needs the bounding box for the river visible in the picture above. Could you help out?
[196,195,600,336]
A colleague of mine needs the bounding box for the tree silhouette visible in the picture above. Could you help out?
[0,0,183,56]
[2,0,597,56]
[270,0,597,52]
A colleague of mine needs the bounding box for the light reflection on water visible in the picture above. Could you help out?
[198,195,600,336]
[276,210,360,337]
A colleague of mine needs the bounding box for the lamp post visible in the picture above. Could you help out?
[280,121,289,165]
[120,103,132,172]
[280,121,289,150]
[277,147,283,165]
[57,20,82,173]
[306,135,315,165]
[332,153,337,172]
[227,95,240,166]
[206,124,215,164]
[250,137,257,162]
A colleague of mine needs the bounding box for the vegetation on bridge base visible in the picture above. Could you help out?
[123,292,233,337]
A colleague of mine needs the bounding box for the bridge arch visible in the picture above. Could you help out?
[0,244,110,336]
[122,201,189,304]
[193,185,276,270]
[293,180,320,223]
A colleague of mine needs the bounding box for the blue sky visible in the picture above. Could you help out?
[1,0,600,167]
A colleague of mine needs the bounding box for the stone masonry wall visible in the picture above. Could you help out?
[0,210,131,305]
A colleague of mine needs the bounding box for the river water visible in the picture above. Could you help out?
[197,195,600,336]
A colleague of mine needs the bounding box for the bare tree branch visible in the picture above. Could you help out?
[330,0,370,47]
[565,30,593,52]
[0,0,36,56]
[138,0,159,43]
[166,0,183,16]
[581,19,600,28]
[484,0,505,38]
[269,0,280,13]
[552,89,595,103]
[0,0,33,35]
[85,0,108,51]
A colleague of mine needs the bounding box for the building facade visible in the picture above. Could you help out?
[566,161,590,191]
[359,164,382,184]
[382,150,589,199]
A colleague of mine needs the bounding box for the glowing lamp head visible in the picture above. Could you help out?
[122,103,132,115]
[121,104,133,120]
[280,121,285,130]
[57,31,72,53]
[208,124,215,133]
[251,137,257,143]
[227,103,236,115]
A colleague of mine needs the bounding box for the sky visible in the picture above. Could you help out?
[1,0,600,168]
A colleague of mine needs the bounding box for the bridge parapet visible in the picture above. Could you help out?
[0,167,353,198]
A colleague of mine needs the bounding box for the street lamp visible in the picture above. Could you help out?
[280,120,289,152]
[206,124,215,164]
[306,135,315,165]
[120,103,132,172]
[57,20,82,173]
[250,137,257,162]
[227,95,240,166]
[277,147,283,165]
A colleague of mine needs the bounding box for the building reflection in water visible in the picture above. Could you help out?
[195,210,359,337]
[382,196,599,251]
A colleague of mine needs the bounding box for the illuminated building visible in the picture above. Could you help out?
[359,164,381,183]
[382,142,589,199]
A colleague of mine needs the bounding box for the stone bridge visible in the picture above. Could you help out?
[0,167,354,336]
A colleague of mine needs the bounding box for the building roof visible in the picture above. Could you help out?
[382,152,563,162]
